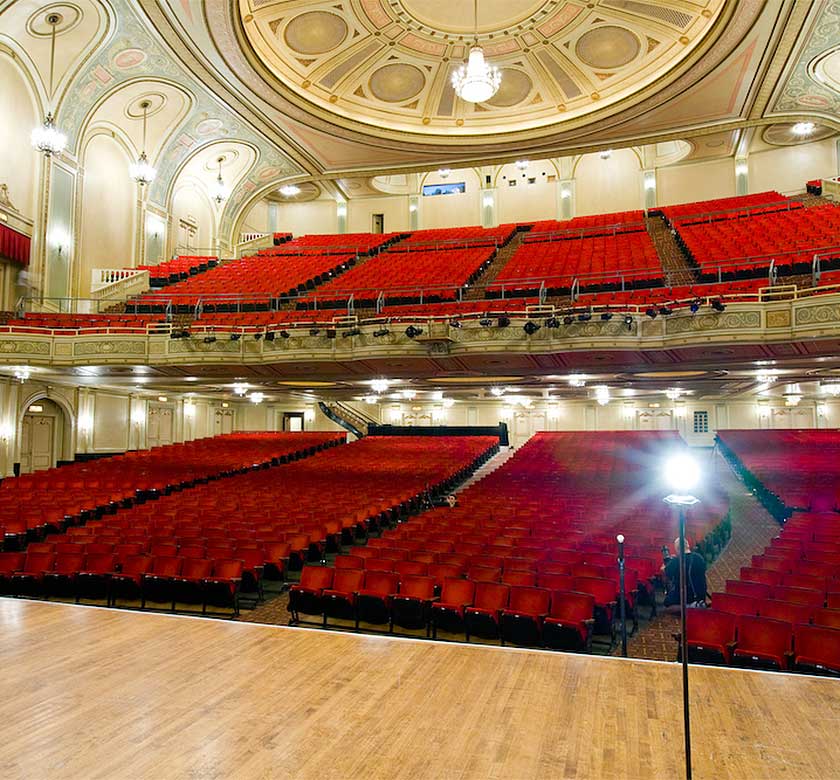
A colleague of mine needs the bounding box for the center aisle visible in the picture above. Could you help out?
[2,600,839,779]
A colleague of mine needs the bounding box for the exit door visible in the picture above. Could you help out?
[372,213,384,234]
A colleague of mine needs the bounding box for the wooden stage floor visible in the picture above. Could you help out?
[1,600,839,779]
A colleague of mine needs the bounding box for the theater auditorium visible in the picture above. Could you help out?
[1,0,840,777]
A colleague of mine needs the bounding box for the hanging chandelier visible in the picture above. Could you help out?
[451,0,501,104]
[31,13,67,156]
[129,100,156,186]
[210,156,230,205]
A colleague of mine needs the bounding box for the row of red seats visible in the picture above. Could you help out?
[0,432,342,537]
[530,211,644,233]
[397,225,516,248]
[0,549,245,615]
[3,313,168,334]
[290,564,599,649]
[492,231,661,291]
[139,255,218,284]
[307,247,497,304]
[660,191,793,224]
[677,205,840,275]
[19,437,499,608]
[258,233,399,255]
[717,430,840,511]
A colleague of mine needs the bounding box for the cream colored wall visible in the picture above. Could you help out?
[575,149,642,216]
[418,168,481,229]
[0,54,39,220]
[275,200,338,236]
[243,199,270,234]
[495,160,558,223]
[749,139,838,195]
[171,185,215,252]
[347,196,410,234]
[78,135,136,296]
[656,157,737,206]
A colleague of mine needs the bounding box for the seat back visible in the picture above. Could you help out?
[212,559,244,579]
[180,558,213,579]
[725,579,771,600]
[771,585,825,607]
[538,573,574,591]
[686,609,736,646]
[365,558,395,572]
[115,543,145,559]
[507,586,550,614]
[362,570,399,596]
[439,577,475,606]
[55,542,85,555]
[572,576,617,606]
[813,608,840,630]
[299,565,334,591]
[710,592,759,617]
[794,624,840,669]
[736,615,792,656]
[331,569,364,593]
[468,565,501,582]
[23,551,55,573]
[151,543,178,558]
[0,552,26,573]
[122,555,153,576]
[83,553,116,573]
[539,562,571,576]
[395,560,428,579]
[782,573,828,592]
[178,545,206,559]
[501,570,536,587]
[473,581,510,611]
[26,542,54,554]
[428,564,463,584]
[758,599,814,626]
[549,590,595,622]
[398,575,436,600]
[739,566,781,586]
[334,554,364,570]
[151,556,183,577]
[54,553,84,574]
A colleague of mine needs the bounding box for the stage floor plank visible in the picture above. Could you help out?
[1,600,839,779]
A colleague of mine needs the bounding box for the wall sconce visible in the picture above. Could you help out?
[304,408,315,422]
[147,216,165,239]
[184,400,196,416]
[500,406,513,420]
[78,412,93,433]
[49,227,71,256]
[735,161,749,176]
[12,366,31,383]
[547,404,561,420]
[622,403,636,419]
[644,174,656,190]
[560,188,571,199]
[157,395,168,403]
[409,203,417,212]
[432,407,445,422]
[389,407,402,423]
[0,421,14,441]
[482,195,494,208]
[817,403,829,416]
[336,201,347,217]
[249,392,265,405]
[673,403,687,417]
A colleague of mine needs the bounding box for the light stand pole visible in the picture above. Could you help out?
[663,450,701,780]
[616,533,627,657]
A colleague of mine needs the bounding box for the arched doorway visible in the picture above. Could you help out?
[20,398,67,473]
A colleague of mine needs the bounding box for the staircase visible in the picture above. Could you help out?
[318,401,380,439]
[645,216,698,286]
[454,445,516,493]
[791,194,836,208]
[464,230,529,300]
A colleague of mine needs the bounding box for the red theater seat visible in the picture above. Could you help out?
[679,609,736,664]
[430,578,476,637]
[792,624,840,675]
[500,586,551,646]
[288,566,334,621]
[322,568,365,625]
[711,592,759,617]
[390,575,437,631]
[355,571,400,627]
[543,590,596,651]
[731,615,793,670]
[464,582,510,641]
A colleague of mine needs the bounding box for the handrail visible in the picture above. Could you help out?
[525,221,647,242]
[663,198,798,225]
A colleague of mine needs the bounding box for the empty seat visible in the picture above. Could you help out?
[543,591,596,651]
[757,599,814,626]
[430,578,476,638]
[355,571,400,627]
[771,586,825,607]
[110,555,153,606]
[43,552,85,598]
[203,559,243,616]
[813,608,840,630]
[390,575,437,632]
[464,582,510,641]
[710,592,759,617]
[792,624,840,675]
[288,566,335,622]
[322,568,365,625]
[171,558,214,608]
[141,556,184,608]
[500,586,551,647]
[680,609,736,664]
[9,552,56,597]
[75,553,117,602]
[731,615,792,670]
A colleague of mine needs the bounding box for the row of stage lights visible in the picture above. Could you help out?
[168,299,728,343]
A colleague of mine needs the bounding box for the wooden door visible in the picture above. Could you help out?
[20,414,55,473]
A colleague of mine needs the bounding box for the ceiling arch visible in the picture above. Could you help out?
[238,0,726,136]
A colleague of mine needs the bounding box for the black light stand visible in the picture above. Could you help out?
[617,533,627,657]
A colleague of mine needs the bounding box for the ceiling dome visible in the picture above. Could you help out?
[239,0,724,137]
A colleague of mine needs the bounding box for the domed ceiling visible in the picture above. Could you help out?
[238,0,725,136]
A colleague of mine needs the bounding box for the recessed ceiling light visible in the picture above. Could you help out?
[792,121,815,136]
[279,184,301,197]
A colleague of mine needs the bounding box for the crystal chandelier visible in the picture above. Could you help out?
[129,100,156,186]
[451,1,501,104]
[210,156,230,205]
[31,14,67,156]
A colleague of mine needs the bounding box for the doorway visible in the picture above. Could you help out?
[372,213,384,234]
[20,398,65,473]
[283,412,304,432]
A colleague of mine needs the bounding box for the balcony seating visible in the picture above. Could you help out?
[139,255,219,287]
[395,225,516,249]
[306,246,498,306]
[491,231,661,294]
[659,191,796,225]
[528,211,645,237]
[676,205,840,280]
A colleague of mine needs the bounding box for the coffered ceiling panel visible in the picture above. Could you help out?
[239,0,725,136]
